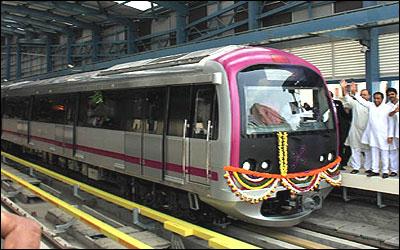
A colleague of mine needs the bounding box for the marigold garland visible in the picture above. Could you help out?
[224,131,342,203]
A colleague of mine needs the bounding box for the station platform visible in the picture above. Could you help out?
[340,167,399,207]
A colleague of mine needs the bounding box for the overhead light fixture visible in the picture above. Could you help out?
[3,79,8,82]
[17,27,25,31]
[67,64,75,68]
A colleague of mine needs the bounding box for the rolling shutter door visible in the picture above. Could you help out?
[379,33,399,77]
[332,40,365,79]
[288,43,333,79]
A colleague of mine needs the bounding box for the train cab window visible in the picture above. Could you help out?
[144,88,165,135]
[3,97,30,120]
[192,86,218,140]
[32,95,67,124]
[78,91,125,130]
[168,86,192,137]
[125,90,145,132]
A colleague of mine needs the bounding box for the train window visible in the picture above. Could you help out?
[238,64,334,135]
[144,88,165,135]
[168,86,192,137]
[32,95,68,124]
[78,90,125,130]
[3,97,30,120]
[124,90,145,132]
[192,86,218,140]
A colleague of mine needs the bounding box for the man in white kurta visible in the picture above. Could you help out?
[387,88,399,177]
[354,92,394,178]
[340,80,371,174]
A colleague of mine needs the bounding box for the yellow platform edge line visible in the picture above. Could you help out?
[1,151,260,249]
[0,168,152,249]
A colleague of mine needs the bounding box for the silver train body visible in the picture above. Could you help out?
[1,45,341,227]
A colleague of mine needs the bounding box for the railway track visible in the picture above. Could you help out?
[1,151,380,249]
[1,151,258,249]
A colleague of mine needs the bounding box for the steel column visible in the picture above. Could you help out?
[16,41,21,80]
[365,27,380,95]
[67,33,74,66]
[248,1,261,30]
[91,30,101,62]
[5,36,12,80]
[46,35,53,73]
[176,9,188,44]
[127,23,138,54]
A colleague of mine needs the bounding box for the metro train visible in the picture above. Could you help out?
[1,45,341,227]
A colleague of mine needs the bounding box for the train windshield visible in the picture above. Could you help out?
[238,64,334,135]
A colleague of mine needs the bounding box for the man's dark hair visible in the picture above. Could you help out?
[348,78,355,83]
[373,92,384,99]
[360,89,369,94]
[386,87,398,95]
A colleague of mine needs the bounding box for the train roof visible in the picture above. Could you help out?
[2,45,245,97]
[1,45,320,97]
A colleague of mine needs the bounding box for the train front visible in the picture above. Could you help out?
[212,47,341,227]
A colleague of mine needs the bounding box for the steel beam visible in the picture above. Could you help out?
[1,4,98,30]
[2,13,69,34]
[186,1,246,30]
[49,1,131,25]
[153,2,188,13]
[12,2,400,82]
[313,29,369,40]
[258,1,308,20]
[1,26,26,35]
[365,27,380,95]
[363,1,377,7]
[193,20,248,41]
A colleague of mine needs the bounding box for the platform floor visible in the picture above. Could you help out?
[341,167,399,195]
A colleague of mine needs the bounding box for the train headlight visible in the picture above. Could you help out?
[242,161,252,170]
[261,161,269,170]
[327,153,333,161]
[319,155,325,163]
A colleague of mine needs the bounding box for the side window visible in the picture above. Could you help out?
[192,85,218,140]
[78,90,124,130]
[168,86,192,137]
[4,97,30,120]
[125,90,145,132]
[32,95,67,123]
[144,88,165,135]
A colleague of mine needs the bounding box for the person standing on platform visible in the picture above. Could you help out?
[330,91,352,170]
[387,87,399,177]
[340,80,372,174]
[354,91,394,178]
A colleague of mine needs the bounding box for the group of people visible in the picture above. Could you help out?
[336,79,399,178]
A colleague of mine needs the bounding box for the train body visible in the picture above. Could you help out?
[1,45,341,227]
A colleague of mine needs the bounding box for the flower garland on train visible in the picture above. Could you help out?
[223,132,342,204]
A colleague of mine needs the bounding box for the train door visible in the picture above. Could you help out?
[142,88,166,180]
[54,95,75,158]
[188,85,217,185]
[124,90,145,177]
[164,86,192,184]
